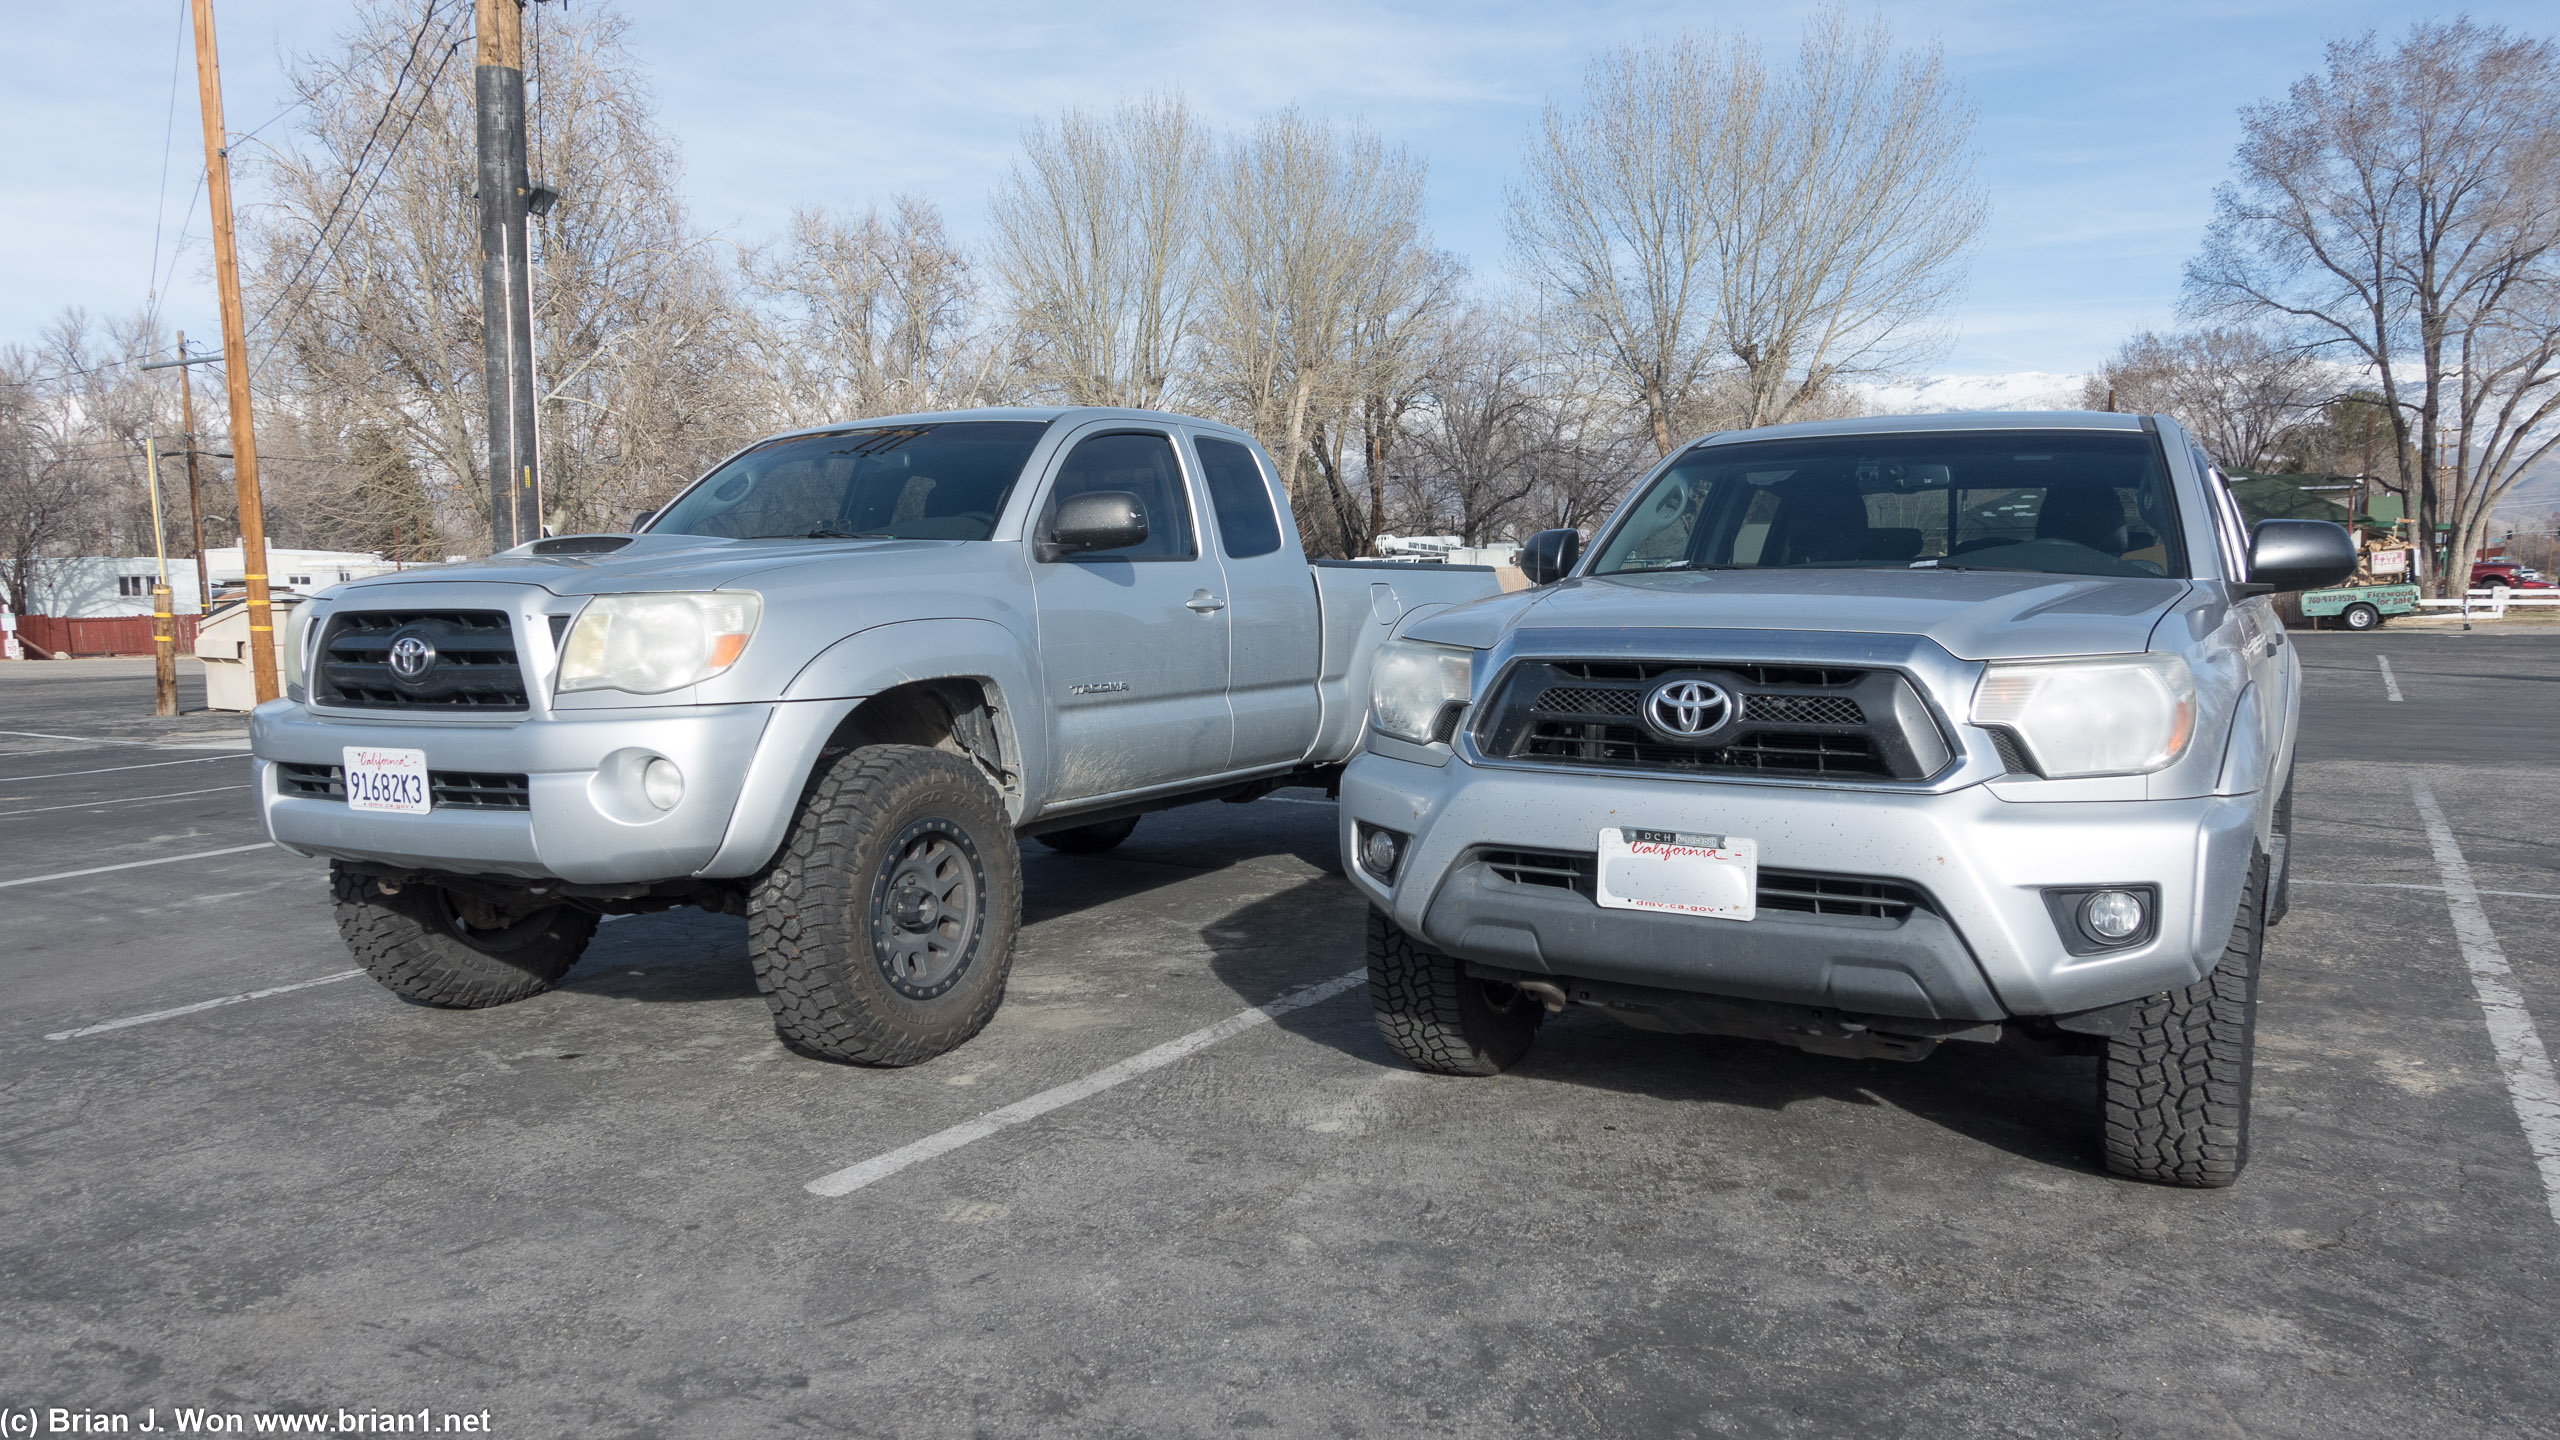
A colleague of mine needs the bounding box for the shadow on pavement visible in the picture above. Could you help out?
[1198,877,2104,1178]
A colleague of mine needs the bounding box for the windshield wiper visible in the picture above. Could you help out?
[747,527,895,540]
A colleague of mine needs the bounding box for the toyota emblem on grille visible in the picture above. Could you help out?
[386,633,438,681]
[1644,678,1732,740]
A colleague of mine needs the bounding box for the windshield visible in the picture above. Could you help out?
[649,421,1050,542]
[1589,430,2188,580]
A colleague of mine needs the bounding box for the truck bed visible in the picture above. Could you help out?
[1307,560,1506,765]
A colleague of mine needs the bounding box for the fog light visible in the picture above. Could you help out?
[2082,889,2144,942]
[1360,826,1404,879]
[641,757,684,811]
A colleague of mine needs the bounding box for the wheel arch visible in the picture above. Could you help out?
[696,619,1046,878]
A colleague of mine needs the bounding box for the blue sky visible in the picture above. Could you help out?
[4,0,2547,383]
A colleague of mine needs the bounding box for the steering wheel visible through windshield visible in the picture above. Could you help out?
[1589,430,2189,580]
[648,421,1051,542]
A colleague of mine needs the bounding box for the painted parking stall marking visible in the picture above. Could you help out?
[806,969,1366,1198]
[0,842,281,890]
[2409,778,2560,1226]
[46,970,367,1041]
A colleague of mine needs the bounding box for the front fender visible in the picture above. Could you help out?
[694,617,1044,877]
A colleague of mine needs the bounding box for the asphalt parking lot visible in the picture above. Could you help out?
[4,637,2557,1439]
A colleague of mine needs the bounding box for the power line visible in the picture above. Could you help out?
[248,0,454,342]
[250,28,469,380]
[142,0,191,337]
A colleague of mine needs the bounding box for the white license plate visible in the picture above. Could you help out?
[343,746,431,814]
[1596,827,1757,919]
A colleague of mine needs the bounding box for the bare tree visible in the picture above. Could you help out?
[0,348,89,616]
[2187,19,2560,593]
[741,198,1007,427]
[989,95,1209,409]
[1510,13,1983,457]
[247,0,762,545]
[2080,328,2328,470]
[1199,109,1441,523]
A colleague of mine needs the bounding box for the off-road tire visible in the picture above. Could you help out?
[2266,769,2294,927]
[331,863,597,1008]
[2342,602,2380,632]
[748,744,1020,1066]
[1035,816,1140,854]
[1367,907,1542,1076]
[2100,850,2267,1187]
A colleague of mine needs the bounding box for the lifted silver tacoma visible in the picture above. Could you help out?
[250,408,1498,1064]
[1343,411,2355,1186]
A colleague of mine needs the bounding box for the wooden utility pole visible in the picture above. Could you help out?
[142,337,222,613]
[143,441,179,718]
[177,331,209,612]
[477,0,542,550]
[188,0,278,704]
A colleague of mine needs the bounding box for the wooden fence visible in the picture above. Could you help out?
[12,614,201,659]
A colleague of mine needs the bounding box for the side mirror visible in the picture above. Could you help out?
[1039,490,1148,562]
[2244,518,2357,594]
[630,509,655,533]
[1519,528,1583,585]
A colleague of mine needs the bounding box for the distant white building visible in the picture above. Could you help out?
[25,546,401,618]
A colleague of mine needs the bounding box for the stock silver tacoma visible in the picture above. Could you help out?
[250,408,1498,1064]
[1343,412,2355,1187]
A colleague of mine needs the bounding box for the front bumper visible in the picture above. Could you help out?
[1342,752,2256,1019]
[250,699,781,884]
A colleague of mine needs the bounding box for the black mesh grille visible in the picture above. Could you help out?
[1987,727,2038,776]
[1532,686,1641,716]
[1476,658,1947,782]
[1473,847,1925,920]
[314,609,526,711]
[1744,693,1864,726]
[275,761,530,812]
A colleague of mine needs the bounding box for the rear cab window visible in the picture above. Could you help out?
[1192,436,1284,559]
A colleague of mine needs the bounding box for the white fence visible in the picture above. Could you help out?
[2414,589,2560,619]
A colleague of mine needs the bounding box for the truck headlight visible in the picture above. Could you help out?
[1371,639,1473,745]
[558,592,763,696]
[1970,654,2197,778]
[283,602,322,695]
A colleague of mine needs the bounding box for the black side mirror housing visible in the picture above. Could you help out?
[1038,490,1149,562]
[2243,518,2357,595]
[1519,528,1583,585]
[630,509,655,533]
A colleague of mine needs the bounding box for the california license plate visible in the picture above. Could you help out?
[1596,827,1757,919]
[343,745,430,814]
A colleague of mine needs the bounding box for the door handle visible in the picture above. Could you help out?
[1186,591,1227,613]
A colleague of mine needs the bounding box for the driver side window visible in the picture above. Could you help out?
[1043,431,1196,560]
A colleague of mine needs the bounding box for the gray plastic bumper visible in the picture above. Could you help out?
[1419,856,2005,1022]
[250,698,786,885]
[1342,752,2258,1018]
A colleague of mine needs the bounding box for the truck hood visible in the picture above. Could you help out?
[1400,567,2190,661]
[325,533,973,599]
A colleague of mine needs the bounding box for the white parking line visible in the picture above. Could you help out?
[2410,778,2560,1226]
[806,968,1367,1198]
[0,784,250,819]
[45,970,366,1041]
[0,728,111,743]
[2377,654,2404,702]
[0,842,281,889]
[0,753,246,782]
[2297,878,2560,902]
[1263,795,1336,806]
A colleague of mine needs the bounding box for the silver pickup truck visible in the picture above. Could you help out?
[250,407,1499,1064]
[1343,411,2355,1187]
